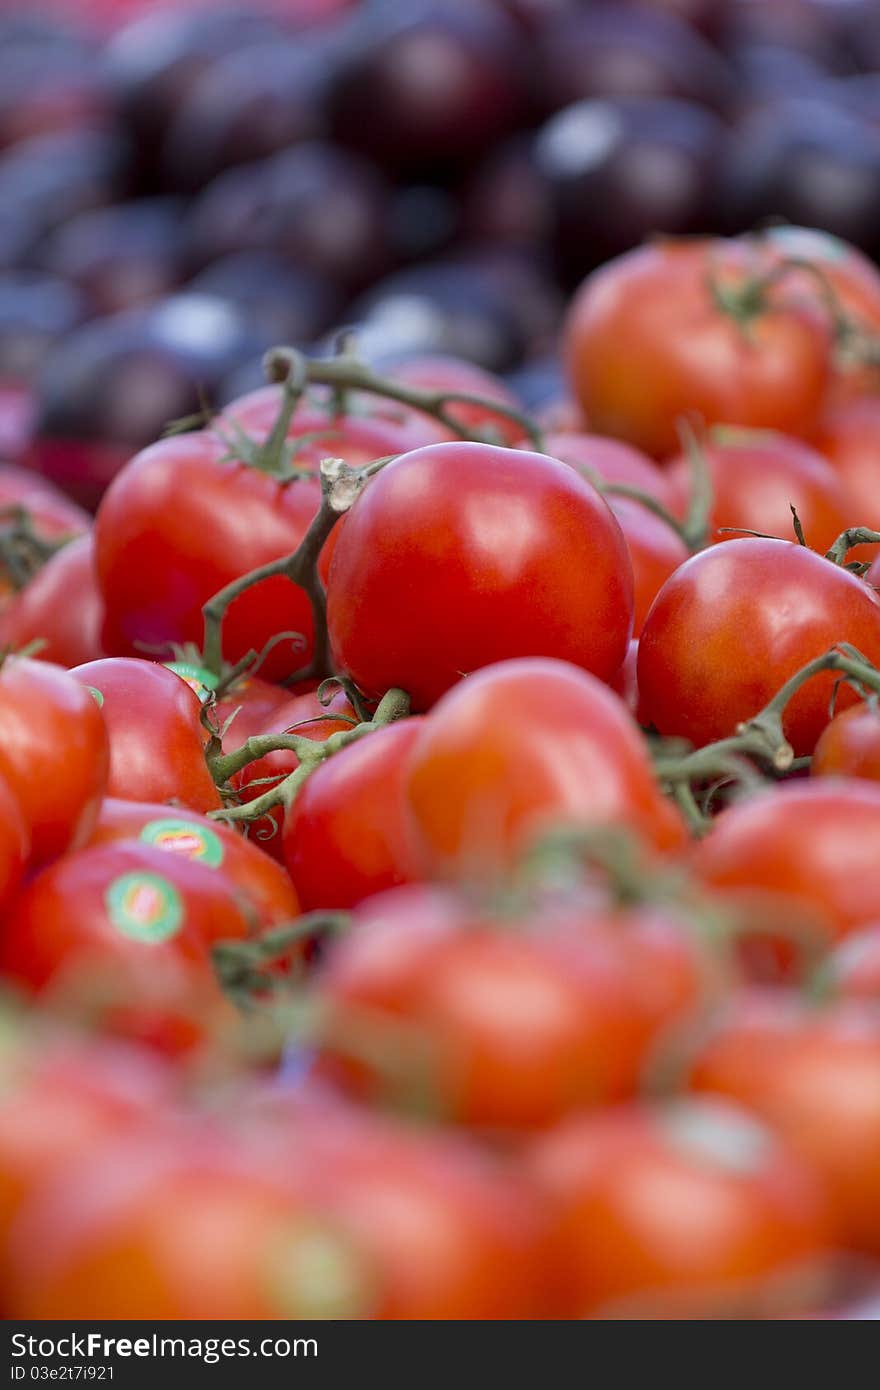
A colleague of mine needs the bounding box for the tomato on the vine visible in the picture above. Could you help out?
[70,658,221,813]
[812,702,880,782]
[0,655,109,866]
[404,657,685,881]
[564,238,833,459]
[638,538,880,755]
[326,442,634,710]
[0,534,106,669]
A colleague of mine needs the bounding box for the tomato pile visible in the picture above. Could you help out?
[4,224,880,1321]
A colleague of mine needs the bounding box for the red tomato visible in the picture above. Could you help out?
[689,990,880,1255]
[93,431,328,685]
[316,885,704,1132]
[7,1138,374,1320]
[817,399,880,557]
[692,780,880,946]
[212,674,291,750]
[0,534,105,668]
[823,925,880,1003]
[90,798,299,927]
[282,719,424,911]
[280,1107,555,1319]
[665,429,851,554]
[0,655,109,865]
[606,497,688,637]
[759,225,880,408]
[609,637,643,722]
[0,1029,171,1269]
[564,239,833,459]
[219,389,419,465]
[813,703,880,781]
[326,443,634,710]
[0,773,28,912]
[232,688,357,864]
[0,842,249,1053]
[70,657,221,813]
[538,430,674,504]
[524,1098,831,1318]
[404,658,685,881]
[638,538,880,755]
[0,463,90,602]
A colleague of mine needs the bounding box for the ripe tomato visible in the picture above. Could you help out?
[212,673,291,750]
[759,225,880,407]
[90,798,299,927]
[823,925,880,1003]
[689,990,880,1255]
[326,443,634,710]
[404,658,685,881]
[609,638,643,722]
[665,429,851,555]
[812,703,880,782]
[282,719,424,911]
[93,431,327,685]
[0,655,109,865]
[0,773,28,912]
[692,780,880,945]
[524,1098,831,1318]
[219,388,419,465]
[638,539,880,755]
[537,430,674,504]
[70,657,221,813]
[231,687,357,863]
[564,238,832,458]
[817,400,880,556]
[316,885,703,1132]
[0,533,106,669]
[377,354,525,447]
[0,464,90,605]
[7,1138,374,1320]
[0,842,249,1052]
[280,1106,555,1319]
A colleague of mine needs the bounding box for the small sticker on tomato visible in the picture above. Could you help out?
[105,871,184,943]
[164,661,218,703]
[139,817,224,868]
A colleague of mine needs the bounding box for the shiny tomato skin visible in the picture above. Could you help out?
[219,389,420,464]
[0,656,109,866]
[90,798,300,927]
[824,925,880,1003]
[404,657,685,882]
[524,1098,831,1318]
[564,239,832,459]
[689,991,880,1255]
[665,430,851,554]
[812,703,880,782]
[692,780,880,945]
[538,430,674,504]
[94,431,325,685]
[638,539,880,755]
[380,354,525,447]
[232,688,356,864]
[283,719,424,911]
[70,657,221,813]
[0,533,106,669]
[327,443,634,711]
[607,497,688,637]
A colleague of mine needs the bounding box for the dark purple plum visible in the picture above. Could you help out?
[187,251,341,346]
[36,199,184,318]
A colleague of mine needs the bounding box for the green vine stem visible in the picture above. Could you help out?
[0,508,74,591]
[264,345,545,450]
[210,686,411,828]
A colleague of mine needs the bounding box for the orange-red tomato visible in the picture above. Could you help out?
[70,657,221,813]
[524,1097,832,1318]
[317,886,706,1133]
[90,798,299,927]
[638,539,880,755]
[689,990,880,1255]
[537,430,674,504]
[817,399,880,557]
[812,703,880,782]
[0,534,105,669]
[326,442,634,711]
[665,429,851,554]
[606,496,688,637]
[823,925,880,1003]
[564,238,833,459]
[283,719,424,911]
[0,655,109,866]
[379,354,526,447]
[692,780,880,946]
[405,658,685,881]
[0,772,28,911]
